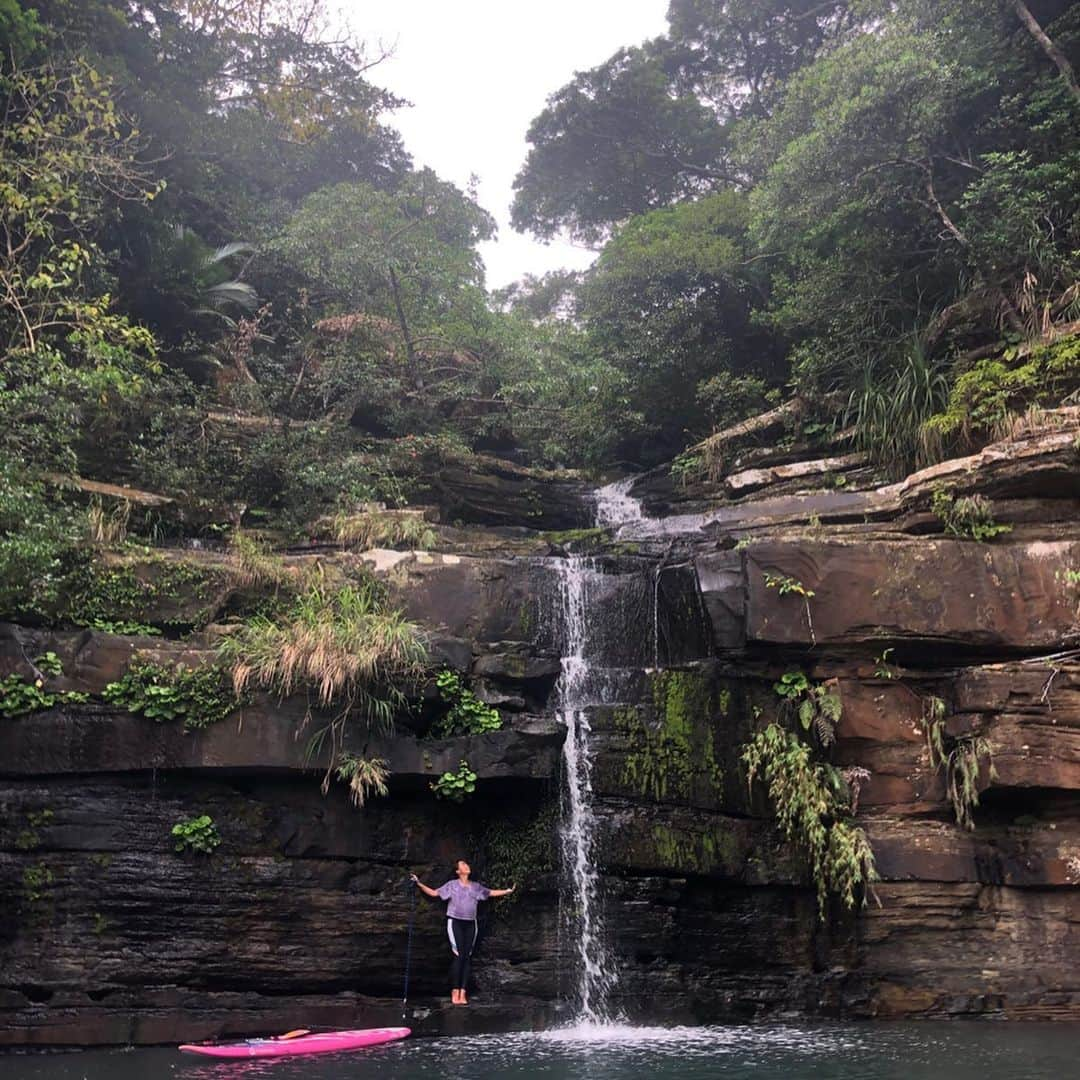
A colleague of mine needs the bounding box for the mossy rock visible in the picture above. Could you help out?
[615,667,729,807]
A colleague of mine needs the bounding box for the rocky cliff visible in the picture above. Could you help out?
[2,415,1079,1045]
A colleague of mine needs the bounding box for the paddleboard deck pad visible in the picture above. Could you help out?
[179,1026,410,1058]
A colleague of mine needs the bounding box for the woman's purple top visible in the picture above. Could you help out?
[437,879,491,920]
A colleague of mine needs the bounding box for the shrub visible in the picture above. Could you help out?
[923,334,1080,450]
[930,487,1011,542]
[324,508,436,551]
[229,530,297,591]
[431,670,502,737]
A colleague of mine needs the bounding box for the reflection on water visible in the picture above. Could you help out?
[5,1023,1080,1080]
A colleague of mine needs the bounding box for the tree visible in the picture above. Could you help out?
[511,3,859,243]
[578,190,779,459]
[274,171,495,425]
[511,42,732,243]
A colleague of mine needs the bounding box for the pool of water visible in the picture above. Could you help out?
[6,1022,1080,1080]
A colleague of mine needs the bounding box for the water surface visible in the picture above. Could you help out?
[8,1022,1080,1080]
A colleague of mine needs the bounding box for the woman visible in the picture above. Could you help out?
[411,859,515,1005]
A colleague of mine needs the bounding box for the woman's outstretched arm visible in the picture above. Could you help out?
[410,873,441,898]
[487,884,516,898]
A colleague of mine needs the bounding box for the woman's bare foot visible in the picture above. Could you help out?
[460,991,468,1006]
[451,988,462,1005]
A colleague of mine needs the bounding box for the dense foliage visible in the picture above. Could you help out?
[2,0,1078,580]
[514,0,1080,466]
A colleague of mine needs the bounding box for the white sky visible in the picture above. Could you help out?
[349,1,670,288]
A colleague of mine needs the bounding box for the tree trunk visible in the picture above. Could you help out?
[1010,0,1080,104]
[387,264,423,391]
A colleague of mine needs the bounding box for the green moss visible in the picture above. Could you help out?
[618,669,725,803]
[14,808,53,851]
[23,862,54,903]
[650,824,731,874]
[477,799,558,910]
[92,912,108,935]
[517,599,534,638]
[541,527,608,549]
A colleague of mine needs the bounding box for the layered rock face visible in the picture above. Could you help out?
[2,419,1079,1045]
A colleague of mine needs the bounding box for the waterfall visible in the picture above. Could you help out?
[594,476,644,529]
[553,556,616,1023]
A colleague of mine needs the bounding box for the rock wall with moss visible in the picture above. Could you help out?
[2,414,1080,1045]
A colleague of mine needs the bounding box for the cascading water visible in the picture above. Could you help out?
[553,557,616,1022]
[553,482,713,1025]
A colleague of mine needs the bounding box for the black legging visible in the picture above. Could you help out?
[447,918,477,989]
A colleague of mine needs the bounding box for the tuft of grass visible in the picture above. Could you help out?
[229,530,297,590]
[219,578,425,731]
[334,754,390,807]
[87,497,130,546]
[845,341,949,475]
[321,508,436,551]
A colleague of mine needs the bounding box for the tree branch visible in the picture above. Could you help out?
[1009,0,1080,104]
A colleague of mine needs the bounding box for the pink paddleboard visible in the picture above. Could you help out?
[179,1026,410,1058]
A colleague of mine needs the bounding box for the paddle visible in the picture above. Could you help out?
[275,1030,311,1040]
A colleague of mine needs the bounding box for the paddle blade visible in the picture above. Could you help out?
[277,1029,311,1040]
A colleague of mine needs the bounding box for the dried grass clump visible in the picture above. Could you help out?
[87,496,131,546]
[334,754,390,807]
[219,579,425,731]
[325,509,436,552]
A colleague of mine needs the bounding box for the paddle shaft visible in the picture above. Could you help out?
[402,873,417,1018]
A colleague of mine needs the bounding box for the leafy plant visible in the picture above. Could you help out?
[743,723,877,918]
[930,488,1012,542]
[774,670,841,748]
[431,760,478,802]
[81,617,162,637]
[873,648,898,680]
[1,653,89,718]
[334,753,390,808]
[670,451,704,487]
[763,571,816,644]
[103,661,238,730]
[431,669,502,737]
[171,814,220,854]
[773,670,810,700]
